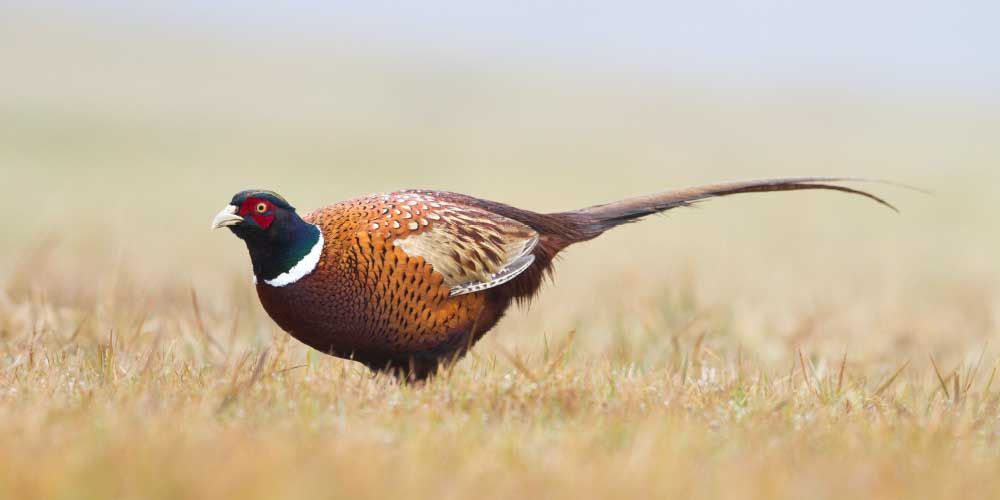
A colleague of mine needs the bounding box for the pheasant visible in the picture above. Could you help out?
[212,178,894,379]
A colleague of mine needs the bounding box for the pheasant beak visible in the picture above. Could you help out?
[211,205,244,229]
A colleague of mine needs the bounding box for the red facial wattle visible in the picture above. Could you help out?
[239,197,276,230]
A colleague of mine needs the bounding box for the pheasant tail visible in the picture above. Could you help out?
[549,177,897,243]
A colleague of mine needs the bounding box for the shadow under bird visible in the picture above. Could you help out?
[212,178,895,380]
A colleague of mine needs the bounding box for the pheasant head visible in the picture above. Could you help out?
[212,190,322,287]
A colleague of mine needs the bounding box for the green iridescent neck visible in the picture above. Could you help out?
[247,219,321,283]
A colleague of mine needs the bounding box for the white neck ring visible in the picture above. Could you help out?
[256,228,324,287]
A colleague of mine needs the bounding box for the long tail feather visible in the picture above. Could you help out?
[559,177,898,240]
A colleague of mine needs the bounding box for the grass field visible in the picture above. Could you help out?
[2,18,1000,500]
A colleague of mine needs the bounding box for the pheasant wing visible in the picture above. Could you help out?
[376,193,539,297]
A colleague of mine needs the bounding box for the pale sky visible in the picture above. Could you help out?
[6,1,999,96]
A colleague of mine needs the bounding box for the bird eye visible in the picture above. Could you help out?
[255,202,268,214]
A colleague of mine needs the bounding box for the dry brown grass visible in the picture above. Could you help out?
[2,18,1000,499]
[3,279,1000,500]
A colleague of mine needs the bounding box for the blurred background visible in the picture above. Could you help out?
[2,1,998,366]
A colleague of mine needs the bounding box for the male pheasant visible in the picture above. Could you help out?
[212,178,894,379]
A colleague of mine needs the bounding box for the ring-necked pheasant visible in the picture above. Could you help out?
[212,178,894,379]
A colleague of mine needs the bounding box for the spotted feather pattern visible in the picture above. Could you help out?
[253,190,539,376]
[358,190,539,294]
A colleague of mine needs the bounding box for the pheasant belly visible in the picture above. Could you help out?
[253,242,500,375]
